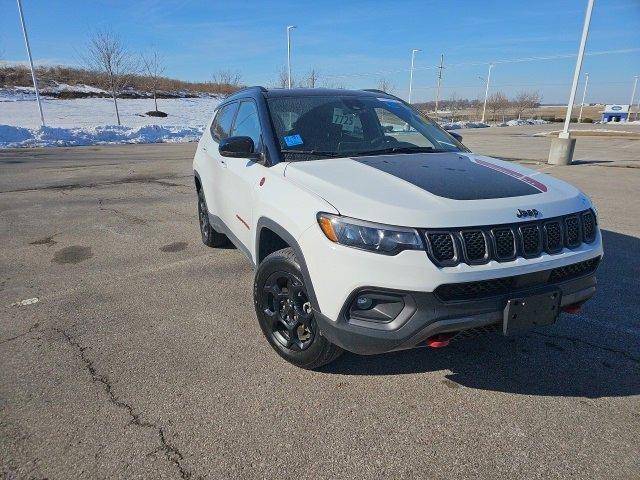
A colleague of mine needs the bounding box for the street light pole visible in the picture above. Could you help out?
[578,72,589,123]
[560,0,594,138]
[408,48,420,104]
[628,75,638,123]
[286,25,296,89]
[481,63,493,123]
[16,0,45,126]
[549,0,594,165]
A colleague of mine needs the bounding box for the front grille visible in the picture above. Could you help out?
[427,232,456,262]
[544,221,563,253]
[423,209,597,267]
[565,216,581,247]
[434,277,516,302]
[450,323,501,342]
[435,257,601,302]
[520,224,541,257]
[493,228,516,259]
[582,211,596,243]
[549,257,600,283]
[461,230,487,262]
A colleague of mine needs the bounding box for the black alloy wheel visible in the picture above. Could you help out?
[262,271,315,351]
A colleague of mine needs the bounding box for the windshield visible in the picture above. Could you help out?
[266,95,464,161]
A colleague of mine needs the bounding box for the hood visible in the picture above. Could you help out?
[284,152,590,228]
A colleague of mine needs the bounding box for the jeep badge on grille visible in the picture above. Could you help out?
[516,208,540,218]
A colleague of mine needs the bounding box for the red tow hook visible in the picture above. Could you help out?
[426,333,455,348]
[562,303,582,314]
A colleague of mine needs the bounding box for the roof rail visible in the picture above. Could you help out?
[362,89,387,95]
[225,86,267,97]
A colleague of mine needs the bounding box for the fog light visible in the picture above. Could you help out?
[355,296,373,310]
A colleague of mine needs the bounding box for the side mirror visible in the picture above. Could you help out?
[219,136,259,159]
[449,131,463,143]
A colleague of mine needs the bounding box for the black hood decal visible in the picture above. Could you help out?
[355,153,544,200]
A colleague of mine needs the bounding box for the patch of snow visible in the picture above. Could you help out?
[1,96,221,147]
[498,118,550,127]
[0,124,204,148]
[440,121,489,130]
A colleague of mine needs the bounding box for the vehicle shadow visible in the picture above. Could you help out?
[320,229,640,399]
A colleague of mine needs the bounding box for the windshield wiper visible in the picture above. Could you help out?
[349,146,446,157]
[280,149,344,158]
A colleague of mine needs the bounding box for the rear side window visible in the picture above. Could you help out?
[230,101,262,150]
[210,102,238,141]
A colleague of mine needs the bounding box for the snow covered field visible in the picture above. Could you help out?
[0,96,220,147]
[0,93,551,148]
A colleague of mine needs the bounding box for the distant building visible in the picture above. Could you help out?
[601,104,630,123]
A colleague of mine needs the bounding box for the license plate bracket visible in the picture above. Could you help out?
[503,288,561,336]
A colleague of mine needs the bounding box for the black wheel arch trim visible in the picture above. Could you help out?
[256,216,321,314]
[194,170,203,190]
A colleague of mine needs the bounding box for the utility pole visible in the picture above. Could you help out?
[408,48,420,104]
[287,25,296,89]
[578,72,589,123]
[628,75,638,123]
[549,0,594,165]
[481,63,493,123]
[434,53,444,118]
[16,0,45,126]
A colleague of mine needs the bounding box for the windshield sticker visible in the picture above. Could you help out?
[332,108,356,132]
[283,134,303,147]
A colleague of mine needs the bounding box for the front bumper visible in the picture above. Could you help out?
[315,262,599,355]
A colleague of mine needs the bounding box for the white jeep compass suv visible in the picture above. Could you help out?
[193,87,602,369]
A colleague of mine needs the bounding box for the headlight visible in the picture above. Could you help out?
[317,213,422,255]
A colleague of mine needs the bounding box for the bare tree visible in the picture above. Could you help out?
[274,65,291,88]
[376,78,396,94]
[321,78,345,89]
[210,69,242,95]
[141,51,165,112]
[487,91,509,122]
[446,92,462,121]
[512,90,541,119]
[305,68,320,88]
[212,69,241,87]
[85,29,136,125]
[471,98,483,121]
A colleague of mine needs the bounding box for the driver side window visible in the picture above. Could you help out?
[230,101,262,150]
[210,102,238,141]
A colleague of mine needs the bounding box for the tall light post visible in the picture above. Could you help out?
[549,0,594,165]
[578,72,589,123]
[628,75,638,123]
[286,25,296,89]
[408,48,421,104]
[16,0,45,126]
[481,63,493,123]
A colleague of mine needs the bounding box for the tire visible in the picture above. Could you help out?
[197,188,229,248]
[254,247,343,369]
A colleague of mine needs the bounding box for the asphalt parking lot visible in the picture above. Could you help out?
[1,137,639,479]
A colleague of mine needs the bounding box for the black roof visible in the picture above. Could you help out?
[223,86,397,103]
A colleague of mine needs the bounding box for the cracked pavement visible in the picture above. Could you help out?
[1,143,639,479]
